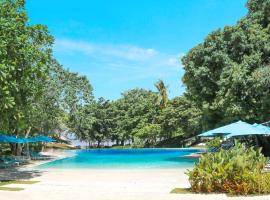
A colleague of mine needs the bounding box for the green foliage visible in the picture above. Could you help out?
[0,0,205,149]
[187,142,269,195]
[182,0,270,130]
[71,97,111,147]
[0,0,54,134]
[71,83,203,147]
[132,123,161,147]
[159,96,202,140]
[0,0,94,155]
[156,134,197,148]
[155,80,168,109]
[112,88,160,146]
[206,138,221,149]
[111,145,132,149]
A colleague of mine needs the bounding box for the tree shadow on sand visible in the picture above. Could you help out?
[0,168,43,181]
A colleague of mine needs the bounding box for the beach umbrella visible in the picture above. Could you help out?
[198,130,228,137]
[253,123,270,133]
[198,121,270,137]
[0,134,21,143]
[27,135,56,143]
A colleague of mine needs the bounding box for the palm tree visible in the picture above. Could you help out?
[155,80,168,109]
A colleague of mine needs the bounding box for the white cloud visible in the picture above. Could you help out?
[55,39,95,54]
[55,39,158,61]
[53,38,185,94]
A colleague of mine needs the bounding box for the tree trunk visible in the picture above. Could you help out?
[10,143,16,155]
[11,120,22,156]
[25,127,32,158]
[121,140,124,146]
[15,144,22,156]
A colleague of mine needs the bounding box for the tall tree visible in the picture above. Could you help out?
[0,0,94,154]
[72,98,111,147]
[0,0,54,137]
[182,0,270,130]
[155,80,168,109]
[159,96,202,139]
[114,89,160,146]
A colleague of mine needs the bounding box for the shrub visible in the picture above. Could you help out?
[187,142,270,195]
[205,137,221,149]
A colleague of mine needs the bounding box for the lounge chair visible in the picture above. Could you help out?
[0,162,14,169]
[0,157,19,168]
[208,147,219,152]
[30,151,52,160]
[13,156,31,165]
[221,141,234,150]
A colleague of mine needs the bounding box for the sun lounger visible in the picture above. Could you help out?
[0,157,19,168]
[13,156,31,165]
[221,142,234,150]
[208,147,219,152]
[30,151,53,160]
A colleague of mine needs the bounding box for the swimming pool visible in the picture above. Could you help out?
[38,148,200,169]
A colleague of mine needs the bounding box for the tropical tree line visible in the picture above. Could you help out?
[0,0,202,151]
[71,86,202,147]
[72,0,270,147]
[1,0,270,151]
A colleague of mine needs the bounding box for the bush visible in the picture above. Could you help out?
[187,142,270,195]
[205,137,221,149]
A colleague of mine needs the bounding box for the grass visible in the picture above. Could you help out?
[0,187,24,191]
[170,188,194,194]
[0,180,39,191]
[0,180,39,186]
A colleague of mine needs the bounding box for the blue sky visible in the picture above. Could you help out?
[26,0,247,100]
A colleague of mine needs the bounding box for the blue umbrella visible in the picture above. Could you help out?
[0,134,21,143]
[199,120,270,137]
[0,134,55,143]
[198,130,228,137]
[253,123,270,133]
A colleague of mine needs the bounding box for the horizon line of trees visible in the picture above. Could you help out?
[70,85,202,147]
[1,0,270,153]
[72,0,270,147]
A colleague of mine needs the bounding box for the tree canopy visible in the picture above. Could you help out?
[0,0,94,154]
[182,0,270,130]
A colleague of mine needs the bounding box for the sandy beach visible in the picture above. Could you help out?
[1,165,270,200]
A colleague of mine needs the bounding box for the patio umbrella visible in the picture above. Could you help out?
[198,129,228,137]
[253,123,270,133]
[27,135,56,143]
[0,134,21,143]
[198,120,270,137]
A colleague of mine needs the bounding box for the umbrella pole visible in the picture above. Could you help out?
[254,135,259,148]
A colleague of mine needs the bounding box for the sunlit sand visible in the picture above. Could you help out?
[1,157,270,200]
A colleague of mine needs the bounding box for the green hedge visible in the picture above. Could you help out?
[187,142,270,195]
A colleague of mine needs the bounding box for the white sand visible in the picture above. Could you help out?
[1,168,270,200]
[1,151,270,200]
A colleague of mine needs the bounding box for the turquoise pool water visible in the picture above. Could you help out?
[38,148,199,169]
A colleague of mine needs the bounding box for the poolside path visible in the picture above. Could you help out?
[1,168,270,200]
